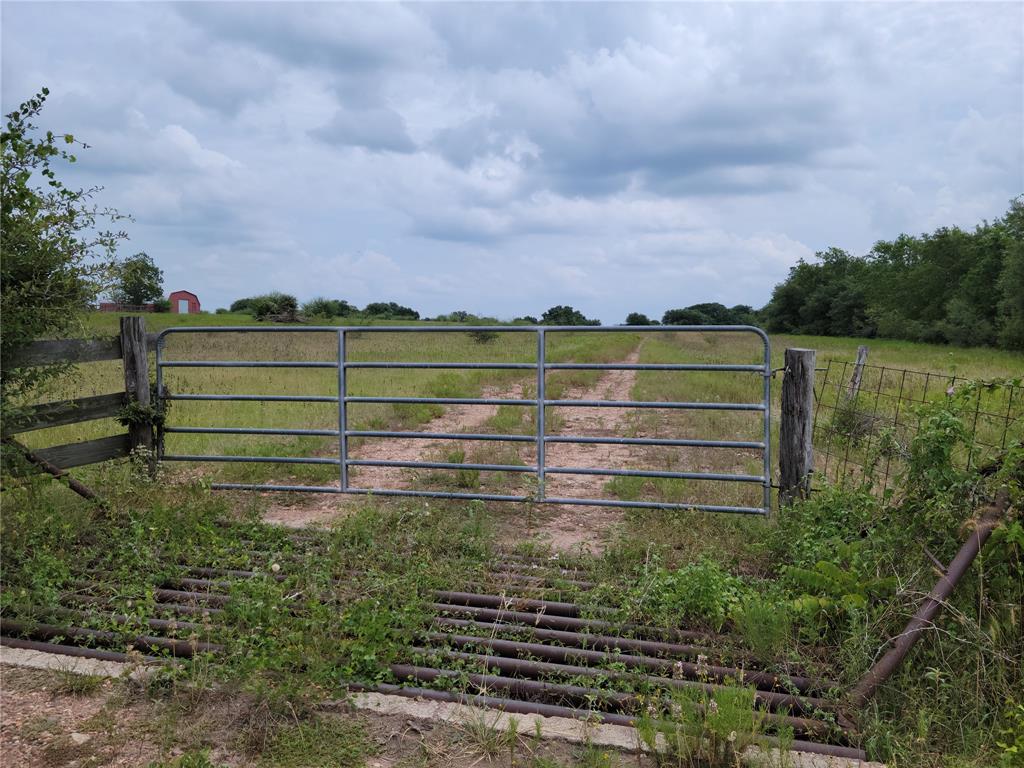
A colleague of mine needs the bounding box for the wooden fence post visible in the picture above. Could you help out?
[780,347,816,506]
[845,345,869,401]
[120,316,153,456]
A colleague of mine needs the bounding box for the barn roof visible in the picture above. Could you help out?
[168,289,199,299]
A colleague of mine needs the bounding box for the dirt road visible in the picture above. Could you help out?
[264,350,651,552]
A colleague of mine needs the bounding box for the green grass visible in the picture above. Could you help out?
[17,314,1021,503]
[3,381,1022,768]
[259,717,373,767]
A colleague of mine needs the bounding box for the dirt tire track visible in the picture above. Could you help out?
[263,381,528,526]
[266,346,653,548]
[519,349,643,553]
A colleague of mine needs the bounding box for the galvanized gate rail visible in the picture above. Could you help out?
[156,325,772,515]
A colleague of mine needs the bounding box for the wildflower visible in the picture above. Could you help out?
[696,654,709,679]
[728,731,736,743]
[708,699,719,715]
[270,562,280,573]
[673,660,685,680]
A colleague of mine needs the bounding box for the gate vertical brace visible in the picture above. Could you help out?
[762,337,772,515]
[155,334,165,462]
[338,330,348,491]
[536,329,546,501]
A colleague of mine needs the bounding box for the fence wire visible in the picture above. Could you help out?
[811,359,1022,498]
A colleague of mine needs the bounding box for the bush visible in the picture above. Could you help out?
[362,301,418,319]
[1,89,127,415]
[231,293,298,320]
[152,299,171,313]
[540,305,600,326]
[302,297,356,318]
[662,308,708,325]
[633,559,749,631]
[468,330,498,344]
[625,312,654,325]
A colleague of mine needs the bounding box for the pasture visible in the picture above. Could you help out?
[3,312,1022,768]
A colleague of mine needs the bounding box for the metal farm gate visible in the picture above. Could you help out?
[155,325,772,514]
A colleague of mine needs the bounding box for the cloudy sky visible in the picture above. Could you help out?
[2,2,1021,321]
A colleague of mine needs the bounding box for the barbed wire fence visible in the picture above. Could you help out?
[811,357,1022,498]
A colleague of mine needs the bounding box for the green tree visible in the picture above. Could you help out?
[662,308,708,325]
[997,238,1024,350]
[111,252,162,306]
[302,297,356,318]
[625,312,654,325]
[540,305,599,325]
[363,301,419,319]
[1,89,127,418]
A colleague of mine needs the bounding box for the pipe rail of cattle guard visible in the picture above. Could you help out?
[155,325,773,515]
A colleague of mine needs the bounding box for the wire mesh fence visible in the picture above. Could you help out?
[811,358,1022,498]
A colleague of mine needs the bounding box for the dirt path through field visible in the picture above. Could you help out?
[264,348,650,552]
[518,350,642,553]
[262,381,528,526]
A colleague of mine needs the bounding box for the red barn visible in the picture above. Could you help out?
[169,290,201,314]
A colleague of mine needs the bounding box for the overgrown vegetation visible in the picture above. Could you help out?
[1,373,1020,766]
[763,197,1024,350]
[110,251,163,307]
[0,89,127,421]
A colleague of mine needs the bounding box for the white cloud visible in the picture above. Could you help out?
[1,1,1019,322]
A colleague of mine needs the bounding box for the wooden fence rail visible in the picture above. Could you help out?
[5,318,155,474]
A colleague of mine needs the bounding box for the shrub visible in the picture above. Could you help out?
[152,298,171,313]
[362,301,418,319]
[634,559,748,630]
[662,308,709,325]
[1,89,127,416]
[540,305,599,326]
[625,312,653,325]
[231,293,298,320]
[468,330,498,344]
[302,297,355,318]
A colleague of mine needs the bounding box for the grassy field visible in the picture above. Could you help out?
[18,313,1023,499]
[4,312,1023,767]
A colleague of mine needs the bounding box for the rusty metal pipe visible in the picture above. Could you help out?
[62,593,224,618]
[154,588,231,607]
[29,606,205,636]
[432,616,751,666]
[0,619,222,657]
[431,602,713,644]
[848,489,1012,709]
[391,659,839,740]
[345,682,868,761]
[427,631,831,694]
[389,662,632,708]
[434,591,612,618]
[0,634,162,663]
[413,644,835,716]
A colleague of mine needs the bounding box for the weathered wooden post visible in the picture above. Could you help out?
[779,347,815,506]
[119,316,153,456]
[844,345,869,401]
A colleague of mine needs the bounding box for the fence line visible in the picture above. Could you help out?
[811,358,1022,498]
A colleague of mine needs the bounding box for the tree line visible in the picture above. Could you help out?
[761,198,1024,350]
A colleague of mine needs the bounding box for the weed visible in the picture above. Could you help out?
[53,668,106,696]
[149,751,229,768]
[732,596,792,661]
[457,708,518,758]
[258,716,373,767]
